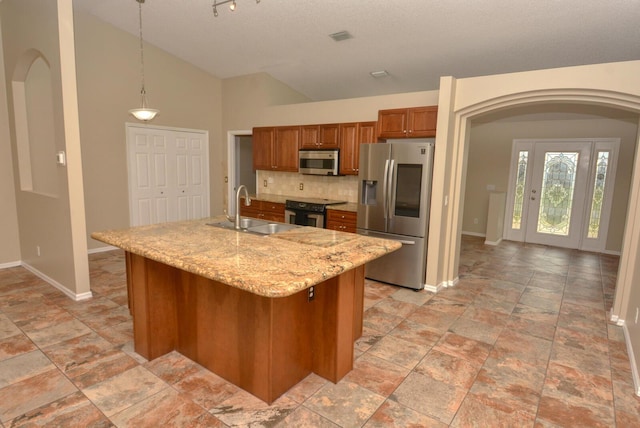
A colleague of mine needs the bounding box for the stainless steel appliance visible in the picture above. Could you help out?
[357,139,435,290]
[285,197,346,228]
[299,149,340,176]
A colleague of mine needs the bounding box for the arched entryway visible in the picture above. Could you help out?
[443,87,640,325]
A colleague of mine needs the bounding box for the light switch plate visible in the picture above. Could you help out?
[56,151,66,166]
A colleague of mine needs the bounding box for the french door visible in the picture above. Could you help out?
[505,139,618,251]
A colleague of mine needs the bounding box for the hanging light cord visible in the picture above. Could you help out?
[137,0,147,106]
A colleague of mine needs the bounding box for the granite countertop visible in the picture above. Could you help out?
[328,202,357,212]
[91,216,400,298]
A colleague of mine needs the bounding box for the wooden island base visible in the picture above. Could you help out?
[126,252,365,404]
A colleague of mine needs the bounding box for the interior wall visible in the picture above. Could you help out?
[463,116,638,252]
[0,16,20,266]
[73,10,223,249]
[0,0,88,296]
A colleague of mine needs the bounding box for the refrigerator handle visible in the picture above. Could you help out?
[382,159,390,222]
[388,159,395,223]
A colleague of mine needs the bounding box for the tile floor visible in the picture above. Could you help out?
[1,236,640,426]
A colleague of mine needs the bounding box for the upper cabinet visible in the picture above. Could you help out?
[377,106,438,138]
[339,121,377,175]
[300,124,340,149]
[253,126,300,172]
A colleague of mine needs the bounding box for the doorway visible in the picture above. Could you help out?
[226,130,255,216]
[504,138,619,251]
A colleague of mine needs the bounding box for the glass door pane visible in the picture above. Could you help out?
[525,141,591,248]
[536,152,579,236]
[394,164,422,218]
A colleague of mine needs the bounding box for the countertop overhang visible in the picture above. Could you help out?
[91,216,400,298]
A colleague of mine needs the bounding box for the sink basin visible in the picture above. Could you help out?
[247,223,300,235]
[207,218,299,235]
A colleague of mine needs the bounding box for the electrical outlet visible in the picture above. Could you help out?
[224,176,228,183]
[263,180,267,187]
[308,286,315,302]
[299,183,304,191]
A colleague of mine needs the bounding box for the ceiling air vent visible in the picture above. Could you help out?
[329,31,353,42]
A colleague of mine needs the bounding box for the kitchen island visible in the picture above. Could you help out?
[92,217,400,403]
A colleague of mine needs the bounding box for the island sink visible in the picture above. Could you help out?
[208,218,300,235]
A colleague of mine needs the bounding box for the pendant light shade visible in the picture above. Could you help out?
[129,106,159,121]
[129,0,159,121]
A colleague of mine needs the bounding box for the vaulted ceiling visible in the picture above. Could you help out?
[73,0,640,102]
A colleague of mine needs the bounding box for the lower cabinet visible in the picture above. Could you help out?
[240,199,285,222]
[326,210,357,233]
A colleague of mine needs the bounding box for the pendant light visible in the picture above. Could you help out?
[129,0,159,121]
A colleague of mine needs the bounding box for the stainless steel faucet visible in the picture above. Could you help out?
[235,185,251,229]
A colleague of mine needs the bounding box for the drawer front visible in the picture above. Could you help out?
[261,202,285,215]
[327,210,356,224]
[326,210,357,233]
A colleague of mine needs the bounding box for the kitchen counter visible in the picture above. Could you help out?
[91,217,400,403]
[91,215,396,298]
[252,193,358,212]
[328,202,358,212]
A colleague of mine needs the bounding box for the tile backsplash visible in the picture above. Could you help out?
[256,171,358,203]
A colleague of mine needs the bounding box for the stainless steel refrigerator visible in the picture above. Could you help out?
[357,139,435,290]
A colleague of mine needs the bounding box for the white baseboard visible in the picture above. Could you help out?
[461,231,486,238]
[88,245,119,254]
[602,249,622,256]
[621,320,640,396]
[21,262,93,301]
[0,260,21,269]
[484,238,503,246]
[424,276,458,293]
[424,283,443,293]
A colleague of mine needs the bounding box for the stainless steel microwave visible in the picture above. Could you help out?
[298,149,340,175]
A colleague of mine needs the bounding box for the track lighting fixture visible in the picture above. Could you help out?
[212,0,261,17]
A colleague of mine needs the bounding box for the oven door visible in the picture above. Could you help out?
[285,209,325,228]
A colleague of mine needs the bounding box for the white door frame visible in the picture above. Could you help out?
[227,129,252,216]
[126,123,210,226]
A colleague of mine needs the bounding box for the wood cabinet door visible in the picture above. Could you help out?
[377,108,408,138]
[319,124,340,148]
[252,127,275,170]
[408,106,437,137]
[352,121,377,175]
[274,126,300,172]
[300,125,320,149]
[358,121,377,144]
[338,123,358,175]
